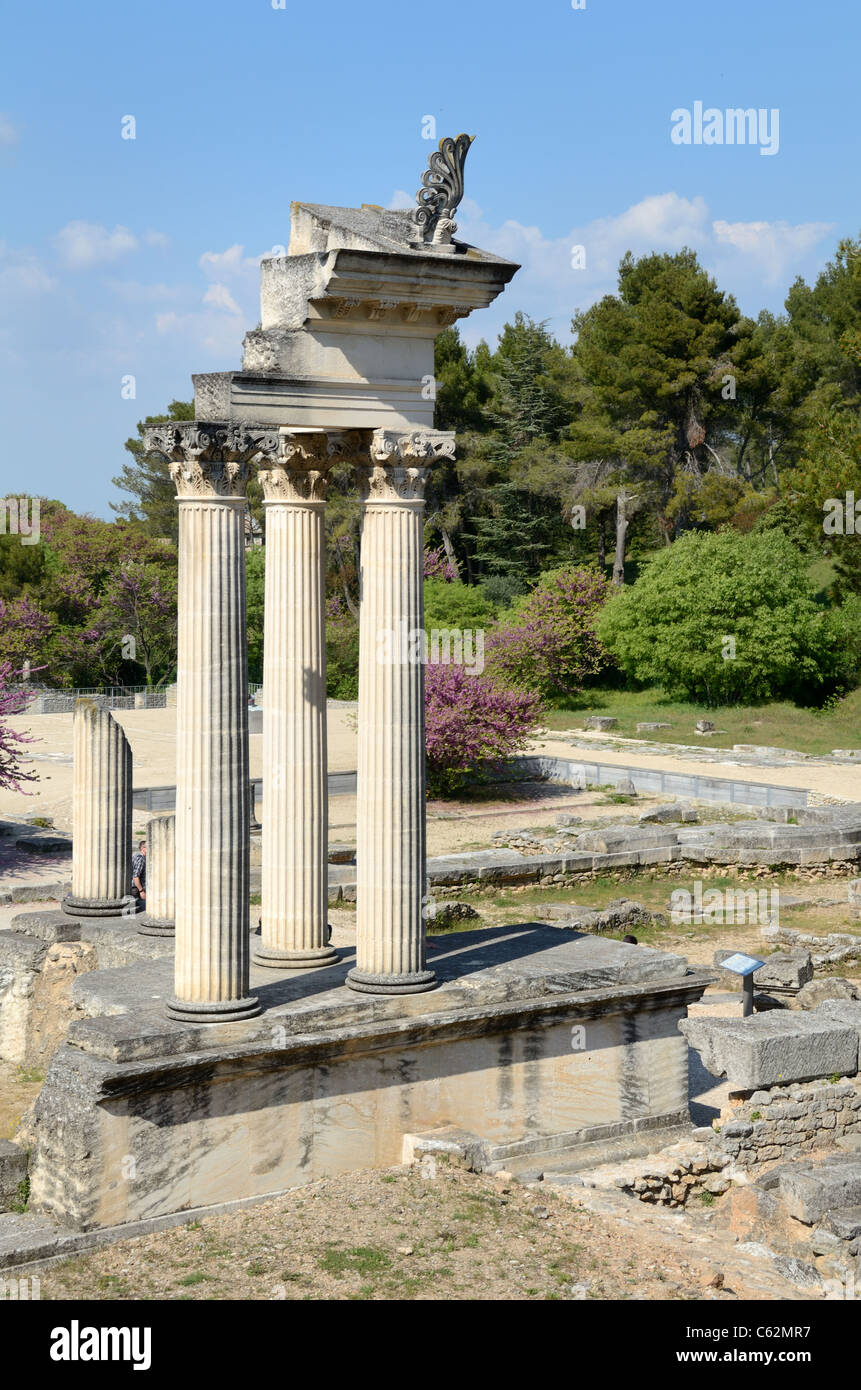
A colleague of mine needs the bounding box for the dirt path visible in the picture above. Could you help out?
[0,1060,44,1143]
[533,733,861,802]
[6,704,860,837]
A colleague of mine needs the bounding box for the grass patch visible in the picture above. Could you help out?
[15,1066,44,1085]
[176,1272,216,1287]
[10,1175,29,1213]
[318,1245,391,1278]
[98,1274,131,1295]
[543,686,861,757]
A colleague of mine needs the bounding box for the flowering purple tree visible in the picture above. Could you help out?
[486,563,611,700]
[0,662,38,793]
[0,596,54,671]
[423,546,458,582]
[96,560,178,688]
[425,663,543,797]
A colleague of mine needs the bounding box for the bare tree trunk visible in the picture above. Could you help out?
[439,525,460,579]
[597,515,606,571]
[334,538,360,620]
[612,491,629,586]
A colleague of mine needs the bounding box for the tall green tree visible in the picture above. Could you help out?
[112,399,195,541]
[785,236,861,418]
[457,314,576,587]
[568,249,743,559]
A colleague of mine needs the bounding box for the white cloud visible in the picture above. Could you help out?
[199,244,260,278]
[0,113,19,147]
[0,243,57,296]
[105,280,183,303]
[388,189,414,211]
[55,221,138,268]
[203,282,241,314]
[712,218,833,285]
[143,230,170,248]
[155,304,246,356]
[451,193,836,343]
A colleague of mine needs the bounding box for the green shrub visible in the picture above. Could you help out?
[423,579,498,630]
[598,529,860,705]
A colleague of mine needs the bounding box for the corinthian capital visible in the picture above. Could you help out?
[352,429,456,504]
[257,430,332,503]
[145,421,279,500]
[370,428,456,465]
[356,464,428,505]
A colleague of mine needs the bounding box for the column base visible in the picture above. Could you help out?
[165,995,261,1024]
[253,944,340,970]
[62,894,135,919]
[346,967,437,996]
[137,916,175,938]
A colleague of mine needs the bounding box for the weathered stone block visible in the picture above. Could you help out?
[756,951,813,993]
[680,1012,859,1089]
[798,978,860,1011]
[820,1000,861,1031]
[11,911,81,944]
[639,804,698,824]
[825,1205,861,1241]
[25,926,708,1230]
[779,1157,861,1224]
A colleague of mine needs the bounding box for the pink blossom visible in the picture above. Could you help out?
[425,663,542,796]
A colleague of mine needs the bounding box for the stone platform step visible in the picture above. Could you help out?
[495,1121,698,1182]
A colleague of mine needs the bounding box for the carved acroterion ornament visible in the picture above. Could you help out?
[412,134,474,247]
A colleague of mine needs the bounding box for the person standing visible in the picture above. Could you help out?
[131,839,147,908]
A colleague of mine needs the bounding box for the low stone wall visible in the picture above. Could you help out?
[762,924,861,969]
[0,933,98,1069]
[718,1079,861,1167]
[0,913,172,1067]
[365,808,861,901]
[575,1137,732,1208]
[29,690,168,714]
[505,755,810,808]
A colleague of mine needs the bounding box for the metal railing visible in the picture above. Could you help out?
[14,682,265,713]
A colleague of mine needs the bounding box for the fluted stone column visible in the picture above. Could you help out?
[347,429,455,995]
[145,421,278,1022]
[137,814,175,936]
[254,429,337,970]
[63,701,133,917]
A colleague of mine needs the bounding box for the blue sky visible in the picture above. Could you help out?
[0,0,858,515]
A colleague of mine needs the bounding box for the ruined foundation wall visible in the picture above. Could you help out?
[27,987,696,1231]
[719,1078,861,1167]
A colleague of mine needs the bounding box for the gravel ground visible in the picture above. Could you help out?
[33,1163,769,1303]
